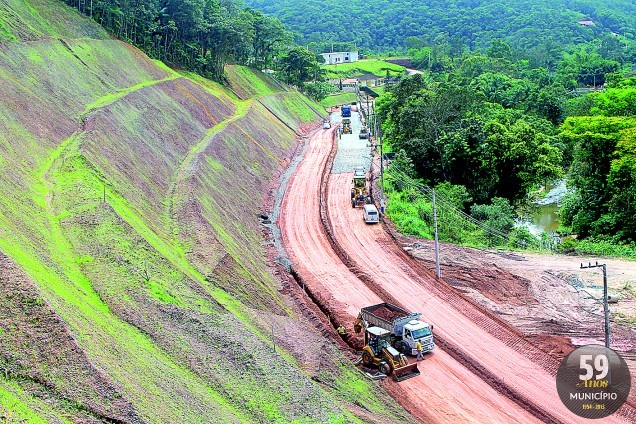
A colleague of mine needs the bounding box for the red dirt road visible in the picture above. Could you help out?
[279,130,541,423]
[329,173,633,423]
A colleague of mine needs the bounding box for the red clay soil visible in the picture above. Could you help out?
[279,129,540,424]
[368,304,403,322]
[328,172,635,424]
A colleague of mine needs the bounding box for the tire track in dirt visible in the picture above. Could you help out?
[279,130,541,423]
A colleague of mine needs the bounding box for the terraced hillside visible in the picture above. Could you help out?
[0,0,416,422]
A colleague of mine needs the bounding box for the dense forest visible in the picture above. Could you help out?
[244,0,636,60]
[60,0,296,81]
[376,37,636,254]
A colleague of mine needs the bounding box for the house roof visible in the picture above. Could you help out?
[579,20,595,26]
[321,51,358,55]
[342,78,358,84]
[357,73,382,81]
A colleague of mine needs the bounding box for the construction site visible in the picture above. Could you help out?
[273,105,636,423]
[1,1,635,419]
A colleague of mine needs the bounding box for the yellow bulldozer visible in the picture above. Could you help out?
[360,327,420,382]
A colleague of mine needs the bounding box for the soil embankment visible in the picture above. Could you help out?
[1,0,417,420]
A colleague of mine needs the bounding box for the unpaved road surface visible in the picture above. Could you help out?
[280,127,534,423]
[279,116,635,423]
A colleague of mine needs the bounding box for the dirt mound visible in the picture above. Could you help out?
[527,334,575,359]
[369,304,403,321]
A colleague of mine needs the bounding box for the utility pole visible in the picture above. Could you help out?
[378,118,384,196]
[580,261,610,348]
[432,188,441,279]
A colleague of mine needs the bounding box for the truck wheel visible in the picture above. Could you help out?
[362,352,373,367]
[379,362,392,375]
[396,341,409,355]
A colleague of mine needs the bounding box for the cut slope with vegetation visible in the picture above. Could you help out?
[0,0,416,422]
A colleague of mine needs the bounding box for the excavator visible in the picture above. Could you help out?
[360,327,420,382]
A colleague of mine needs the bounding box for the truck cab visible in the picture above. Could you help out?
[398,320,435,356]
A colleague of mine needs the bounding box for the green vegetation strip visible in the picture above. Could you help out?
[81,73,181,118]
[0,381,65,423]
[322,59,405,79]
[320,93,356,108]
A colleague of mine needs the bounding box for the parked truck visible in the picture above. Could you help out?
[354,302,435,356]
[341,104,352,117]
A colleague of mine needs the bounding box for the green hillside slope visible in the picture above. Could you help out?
[0,1,416,422]
[0,0,108,41]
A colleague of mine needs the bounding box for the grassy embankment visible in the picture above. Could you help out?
[320,59,402,108]
[321,59,405,79]
[320,92,357,108]
[0,1,418,422]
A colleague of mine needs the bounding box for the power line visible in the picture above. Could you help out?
[384,163,544,250]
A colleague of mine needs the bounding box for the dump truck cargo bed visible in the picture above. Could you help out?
[360,302,421,336]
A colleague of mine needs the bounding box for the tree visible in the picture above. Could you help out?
[278,47,320,86]
[302,81,337,101]
[607,128,636,240]
[249,10,291,69]
[559,116,636,237]
[487,39,512,61]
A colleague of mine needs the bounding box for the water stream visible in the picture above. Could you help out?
[516,180,567,236]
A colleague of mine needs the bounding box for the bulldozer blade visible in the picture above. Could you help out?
[393,362,420,382]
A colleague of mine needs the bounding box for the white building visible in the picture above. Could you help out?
[320,51,359,65]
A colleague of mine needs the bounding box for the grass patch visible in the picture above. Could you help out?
[225,65,281,99]
[0,381,67,423]
[557,237,636,259]
[320,92,357,108]
[260,92,325,128]
[322,59,405,79]
[0,0,108,41]
[179,69,239,102]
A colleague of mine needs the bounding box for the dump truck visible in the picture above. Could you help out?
[361,326,420,382]
[341,104,352,117]
[354,302,435,356]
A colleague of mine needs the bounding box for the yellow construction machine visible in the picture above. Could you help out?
[342,118,352,134]
[351,166,370,208]
[360,327,420,382]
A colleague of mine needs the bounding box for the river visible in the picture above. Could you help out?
[517,180,567,236]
